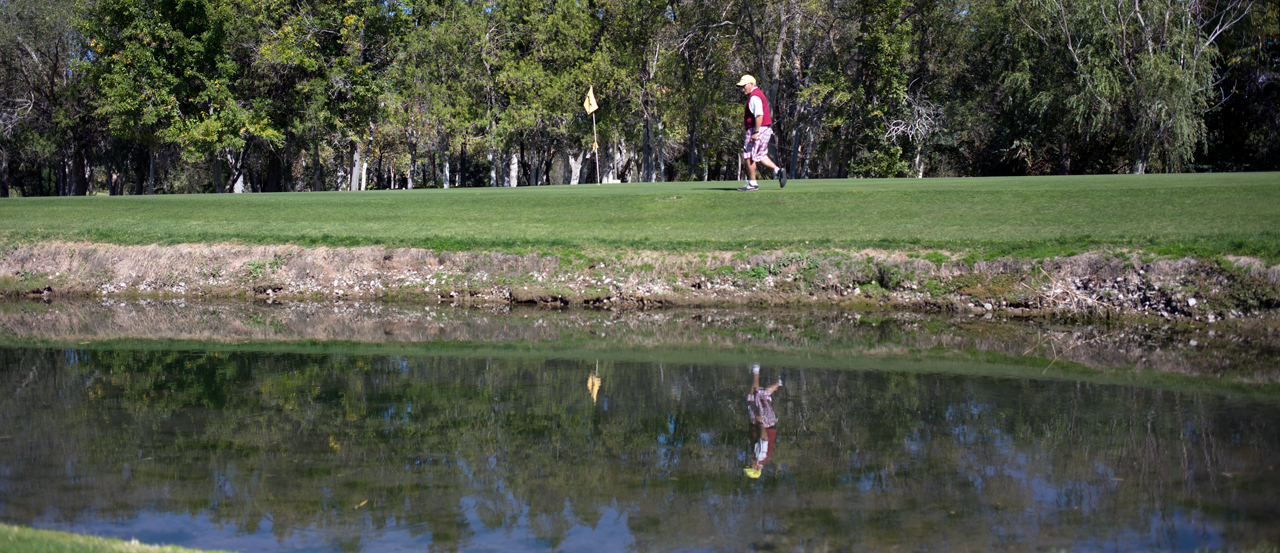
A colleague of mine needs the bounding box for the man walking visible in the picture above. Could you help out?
[736,75,786,191]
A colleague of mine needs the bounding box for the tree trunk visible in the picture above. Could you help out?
[568,150,583,185]
[147,146,155,195]
[800,130,812,179]
[284,151,294,191]
[359,143,369,190]
[134,154,145,195]
[459,141,467,188]
[601,143,614,183]
[349,140,362,191]
[247,164,260,193]
[520,142,530,185]
[487,147,496,187]
[656,120,665,182]
[1131,146,1149,174]
[226,150,245,193]
[498,150,509,187]
[507,150,518,187]
[57,157,67,196]
[212,155,222,193]
[642,115,654,182]
[441,148,451,189]
[313,143,324,192]
[531,142,544,186]
[0,151,8,198]
[688,124,698,180]
[788,128,799,178]
[407,141,417,189]
[107,161,117,196]
[701,139,709,181]
[266,155,282,192]
[72,145,89,195]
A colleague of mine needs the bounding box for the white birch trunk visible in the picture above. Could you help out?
[349,142,361,191]
[568,150,583,185]
[359,152,368,190]
[407,144,416,189]
[488,149,496,187]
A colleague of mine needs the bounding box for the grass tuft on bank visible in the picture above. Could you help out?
[0,524,230,553]
[2,173,1278,262]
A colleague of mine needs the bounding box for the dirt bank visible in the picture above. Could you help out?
[2,241,1278,321]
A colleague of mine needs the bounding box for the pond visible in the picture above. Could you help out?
[1,300,1278,552]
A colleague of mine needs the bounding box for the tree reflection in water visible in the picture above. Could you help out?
[1,345,1277,552]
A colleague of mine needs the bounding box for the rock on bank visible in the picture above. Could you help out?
[1,242,1278,320]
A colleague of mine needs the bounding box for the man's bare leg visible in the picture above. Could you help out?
[747,158,779,182]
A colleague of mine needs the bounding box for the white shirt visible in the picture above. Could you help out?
[748,95,765,120]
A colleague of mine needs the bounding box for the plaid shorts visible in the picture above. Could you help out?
[742,126,774,162]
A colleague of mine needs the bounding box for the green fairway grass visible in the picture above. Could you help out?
[0,523,230,553]
[3,173,1278,261]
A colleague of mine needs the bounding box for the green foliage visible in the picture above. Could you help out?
[0,0,1274,199]
[243,259,265,279]
[1006,0,1241,173]
[923,252,950,264]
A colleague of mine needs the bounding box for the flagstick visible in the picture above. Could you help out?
[592,112,600,185]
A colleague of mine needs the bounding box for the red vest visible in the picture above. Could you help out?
[744,87,771,130]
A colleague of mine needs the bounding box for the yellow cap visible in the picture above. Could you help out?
[743,467,761,479]
[736,74,756,86]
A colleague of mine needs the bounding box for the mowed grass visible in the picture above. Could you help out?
[2,173,1278,260]
[0,523,231,553]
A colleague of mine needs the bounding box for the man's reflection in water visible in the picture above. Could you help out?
[744,363,781,479]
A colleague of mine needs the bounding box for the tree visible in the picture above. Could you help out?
[885,92,943,177]
[1200,0,1280,170]
[0,0,88,197]
[1015,0,1253,173]
[85,0,210,193]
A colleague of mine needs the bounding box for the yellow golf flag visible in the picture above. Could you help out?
[584,86,598,114]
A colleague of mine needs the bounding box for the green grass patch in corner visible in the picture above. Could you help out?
[0,523,233,553]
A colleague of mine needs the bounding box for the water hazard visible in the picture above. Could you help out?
[1,301,1278,551]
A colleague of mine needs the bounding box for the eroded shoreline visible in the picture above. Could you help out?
[1,241,1278,321]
